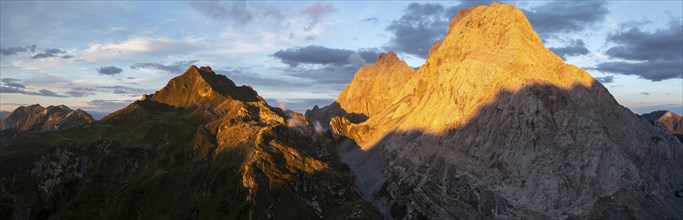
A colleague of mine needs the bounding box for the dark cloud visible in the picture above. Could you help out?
[641,92,650,95]
[385,3,452,58]
[130,60,199,74]
[594,75,614,84]
[604,21,682,61]
[98,86,152,97]
[272,45,379,67]
[593,60,682,81]
[280,64,360,84]
[31,48,67,59]
[0,44,37,55]
[1,78,26,88]
[0,86,25,94]
[549,39,590,59]
[66,87,98,97]
[360,17,379,24]
[0,86,66,97]
[85,99,131,112]
[216,67,307,87]
[594,20,683,81]
[524,1,609,36]
[96,66,123,75]
[265,98,336,113]
[35,89,67,97]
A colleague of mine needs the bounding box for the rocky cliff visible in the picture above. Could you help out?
[326,3,683,219]
[306,52,414,131]
[0,66,379,219]
[642,110,683,142]
[0,104,94,143]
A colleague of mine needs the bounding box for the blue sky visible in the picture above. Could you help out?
[1,1,681,118]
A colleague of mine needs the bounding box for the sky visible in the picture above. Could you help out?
[1,0,682,118]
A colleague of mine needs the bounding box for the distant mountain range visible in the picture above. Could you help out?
[1,3,681,219]
[0,104,94,144]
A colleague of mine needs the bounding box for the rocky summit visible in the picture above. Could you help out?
[642,110,683,142]
[312,3,683,219]
[306,51,415,131]
[0,66,379,219]
[0,104,94,143]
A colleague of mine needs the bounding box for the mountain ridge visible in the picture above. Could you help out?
[0,104,94,143]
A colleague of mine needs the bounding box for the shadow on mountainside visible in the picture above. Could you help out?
[0,94,380,219]
[331,81,683,219]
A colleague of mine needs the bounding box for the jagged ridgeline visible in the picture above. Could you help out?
[308,3,683,219]
[0,66,380,219]
[0,104,94,144]
[1,3,682,220]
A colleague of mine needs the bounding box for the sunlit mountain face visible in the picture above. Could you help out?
[1,1,682,219]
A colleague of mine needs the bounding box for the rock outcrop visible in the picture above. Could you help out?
[0,66,379,219]
[642,110,683,142]
[325,3,683,219]
[306,52,414,131]
[0,104,94,143]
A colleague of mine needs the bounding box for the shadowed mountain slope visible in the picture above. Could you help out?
[0,66,380,219]
[321,3,683,219]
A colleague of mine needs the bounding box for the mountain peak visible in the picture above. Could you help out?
[148,65,261,108]
[376,51,400,64]
[431,3,549,65]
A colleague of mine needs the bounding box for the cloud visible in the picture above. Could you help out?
[83,36,199,62]
[300,3,337,30]
[0,78,65,97]
[594,20,683,81]
[385,3,453,58]
[360,17,379,24]
[98,85,153,96]
[280,64,361,84]
[85,99,132,112]
[594,75,614,84]
[217,67,307,87]
[272,45,379,67]
[0,44,37,55]
[593,60,682,82]
[190,0,283,26]
[524,1,609,36]
[549,39,590,59]
[130,60,199,74]
[66,87,98,97]
[0,86,67,97]
[31,48,69,59]
[96,66,123,75]
[1,78,26,88]
[641,92,650,95]
[35,89,67,97]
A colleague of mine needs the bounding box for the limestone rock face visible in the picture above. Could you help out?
[0,66,380,219]
[306,52,414,131]
[0,104,94,143]
[642,110,683,142]
[328,3,683,219]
